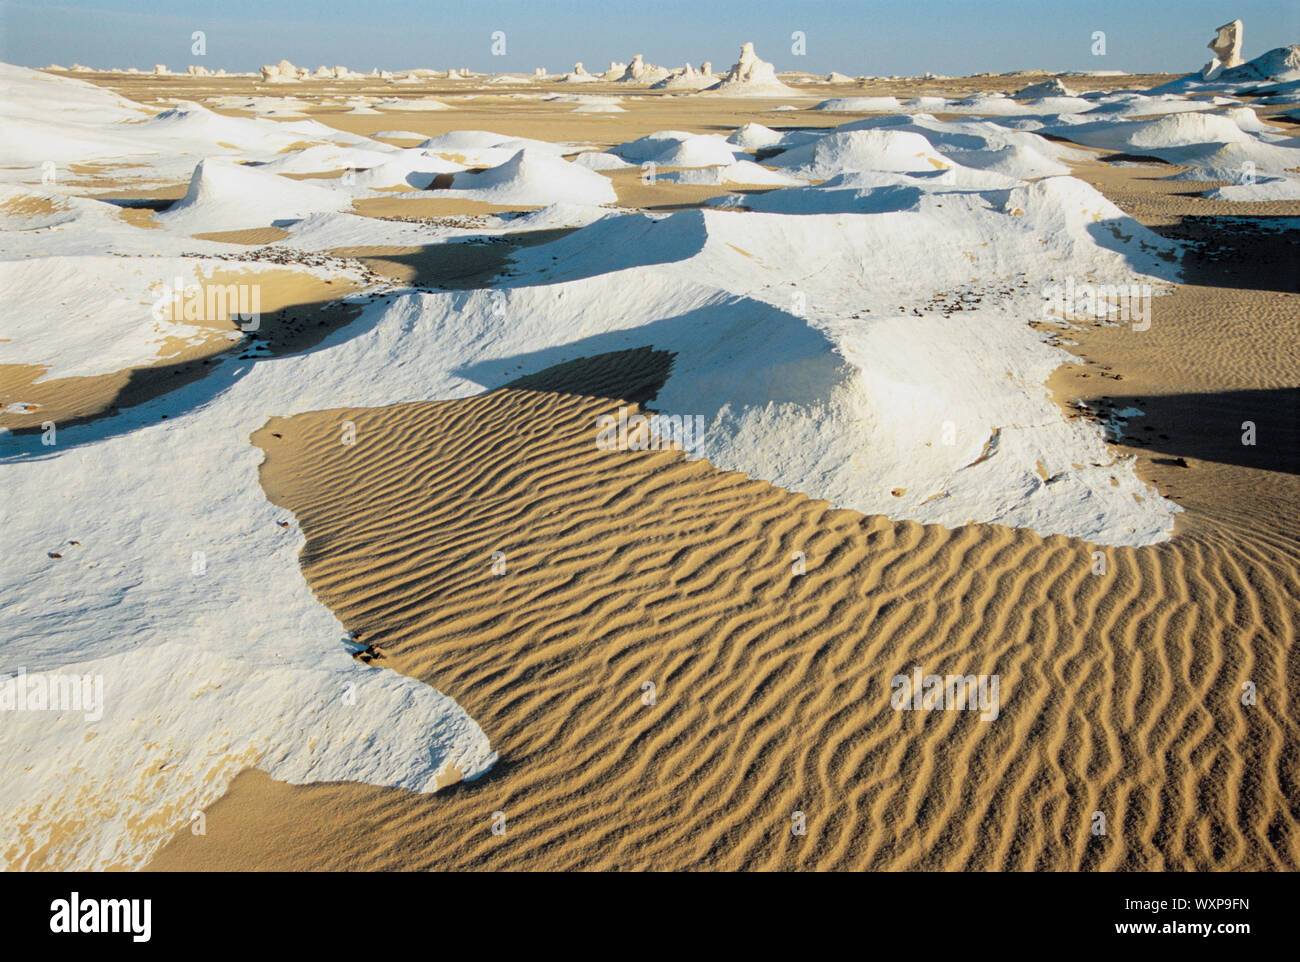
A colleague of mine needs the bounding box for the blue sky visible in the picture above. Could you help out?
[2,0,1296,76]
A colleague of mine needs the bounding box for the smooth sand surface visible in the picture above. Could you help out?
[40,69,1292,871]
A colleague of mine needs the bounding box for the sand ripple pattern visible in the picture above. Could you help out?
[219,365,1299,871]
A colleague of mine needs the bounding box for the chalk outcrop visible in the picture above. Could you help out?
[1203,19,1245,80]
[619,54,670,84]
[1014,77,1076,98]
[702,42,797,96]
[260,59,303,83]
[651,62,714,90]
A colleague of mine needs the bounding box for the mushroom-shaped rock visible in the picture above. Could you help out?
[1203,19,1245,80]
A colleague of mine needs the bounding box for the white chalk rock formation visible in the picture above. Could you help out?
[158,159,349,233]
[563,62,598,83]
[259,59,303,83]
[703,42,797,95]
[651,62,713,90]
[727,121,785,151]
[826,71,853,82]
[153,64,168,75]
[701,61,713,76]
[1014,77,1076,98]
[601,61,627,80]
[619,54,670,83]
[1202,19,1245,80]
[187,65,209,76]
[446,148,618,205]
[1220,43,1300,82]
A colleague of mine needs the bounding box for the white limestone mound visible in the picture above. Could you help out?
[1152,42,1300,93]
[419,130,568,166]
[445,148,617,205]
[257,142,395,174]
[153,64,168,76]
[826,71,854,82]
[1221,105,1276,132]
[492,181,1180,545]
[134,102,306,152]
[812,96,903,112]
[727,122,786,151]
[1014,77,1076,98]
[1203,174,1300,200]
[601,61,627,81]
[348,150,465,190]
[1043,111,1300,178]
[1082,92,1242,118]
[0,184,125,232]
[571,150,635,170]
[1202,19,1245,80]
[612,130,747,167]
[710,175,929,215]
[1219,44,1300,83]
[657,160,806,186]
[765,128,953,179]
[156,159,350,232]
[837,114,1087,178]
[703,42,798,96]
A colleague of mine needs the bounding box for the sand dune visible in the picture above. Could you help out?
[150,330,1298,870]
